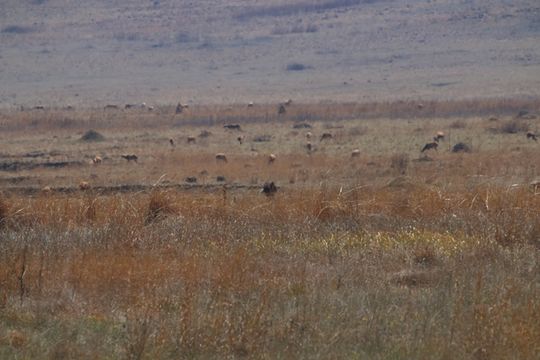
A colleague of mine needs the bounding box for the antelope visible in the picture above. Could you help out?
[527,132,538,141]
[268,154,277,164]
[421,142,438,152]
[92,156,102,164]
[121,154,138,162]
[79,181,90,190]
[187,136,196,144]
[433,131,445,142]
[351,149,361,157]
[320,133,332,141]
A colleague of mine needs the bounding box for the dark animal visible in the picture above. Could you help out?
[187,136,196,144]
[216,175,226,182]
[224,124,242,131]
[278,104,286,115]
[175,102,187,114]
[320,133,333,141]
[237,135,245,144]
[125,104,137,109]
[306,142,313,152]
[169,138,175,147]
[527,132,538,141]
[33,105,45,110]
[351,149,361,158]
[262,181,278,196]
[185,177,197,183]
[104,104,119,110]
[421,142,438,152]
[121,154,138,162]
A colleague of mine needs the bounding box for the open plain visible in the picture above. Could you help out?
[1,0,540,358]
[0,99,539,359]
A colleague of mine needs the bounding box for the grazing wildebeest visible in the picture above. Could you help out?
[268,154,277,164]
[187,136,196,144]
[169,138,175,147]
[278,104,286,115]
[175,102,188,114]
[224,124,242,131]
[237,135,245,144]
[216,175,226,182]
[421,142,438,152]
[247,102,254,107]
[215,153,228,163]
[125,104,137,109]
[527,132,538,141]
[104,104,119,110]
[121,154,138,162]
[33,105,45,110]
[351,149,361,157]
[284,99,293,106]
[320,133,333,141]
[306,142,313,152]
[433,131,445,142]
[185,177,197,183]
[79,181,90,191]
[262,181,278,196]
[92,156,102,164]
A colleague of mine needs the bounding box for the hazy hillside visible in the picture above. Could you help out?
[1,0,539,107]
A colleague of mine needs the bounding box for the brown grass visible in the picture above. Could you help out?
[0,100,539,358]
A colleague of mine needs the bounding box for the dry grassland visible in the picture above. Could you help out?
[0,99,539,359]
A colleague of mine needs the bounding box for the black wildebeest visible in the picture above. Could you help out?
[175,102,188,114]
[527,132,538,141]
[121,154,138,162]
[224,124,242,131]
[278,104,286,115]
[320,133,333,141]
[262,181,278,196]
[421,142,438,152]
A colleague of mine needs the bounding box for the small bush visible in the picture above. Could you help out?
[80,130,105,142]
[145,191,177,224]
[286,63,310,71]
[2,25,35,34]
[198,130,212,138]
[0,196,9,228]
[499,120,529,134]
[390,153,409,175]
[450,119,467,129]
[253,135,272,142]
[452,142,472,153]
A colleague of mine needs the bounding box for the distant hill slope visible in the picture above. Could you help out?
[1,0,539,107]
